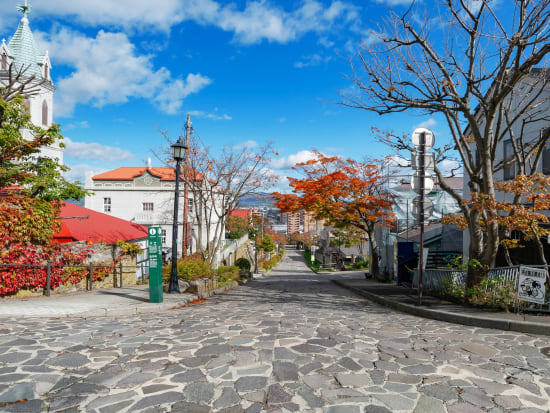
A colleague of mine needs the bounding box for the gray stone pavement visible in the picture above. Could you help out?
[0,286,199,318]
[0,248,550,412]
[331,278,550,336]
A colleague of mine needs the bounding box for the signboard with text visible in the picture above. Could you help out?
[518,266,546,305]
[148,227,163,303]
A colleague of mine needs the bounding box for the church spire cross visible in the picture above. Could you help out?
[16,0,31,17]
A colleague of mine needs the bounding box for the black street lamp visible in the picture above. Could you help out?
[169,137,188,293]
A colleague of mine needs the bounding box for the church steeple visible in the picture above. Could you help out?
[8,1,51,82]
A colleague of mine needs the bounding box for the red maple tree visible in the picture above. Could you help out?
[273,151,394,277]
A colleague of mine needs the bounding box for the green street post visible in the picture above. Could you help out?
[148,227,163,303]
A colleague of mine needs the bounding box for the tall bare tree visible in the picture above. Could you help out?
[185,137,276,264]
[154,131,276,266]
[342,0,550,285]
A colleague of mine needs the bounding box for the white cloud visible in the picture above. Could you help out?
[318,37,335,48]
[189,110,232,121]
[64,137,134,162]
[63,121,90,131]
[294,54,332,68]
[372,0,416,5]
[36,28,211,117]
[270,150,319,169]
[236,140,258,150]
[1,0,359,45]
[415,118,437,130]
[64,163,106,184]
[187,0,360,45]
[438,159,463,176]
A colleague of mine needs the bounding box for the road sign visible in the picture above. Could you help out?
[411,152,435,170]
[412,196,434,221]
[412,128,435,151]
[411,171,434,194]
[518,266,546,305]
[148,227,163,303]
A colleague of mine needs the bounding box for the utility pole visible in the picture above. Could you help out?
[182,114,191,258]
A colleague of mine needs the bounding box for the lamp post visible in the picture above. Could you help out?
[169,137,188,294]
[253,225,259,274]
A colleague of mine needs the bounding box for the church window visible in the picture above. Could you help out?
[42,100,48,126]
[44,63,49,79]
[1,54,7,70]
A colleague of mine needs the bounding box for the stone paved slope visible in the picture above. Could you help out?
[0,248,549,412]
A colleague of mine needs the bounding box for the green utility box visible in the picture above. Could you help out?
[148,227,163,303]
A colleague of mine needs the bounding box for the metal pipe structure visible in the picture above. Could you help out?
[418,132,425,305]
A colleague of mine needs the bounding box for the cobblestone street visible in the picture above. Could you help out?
[1,249,550,412]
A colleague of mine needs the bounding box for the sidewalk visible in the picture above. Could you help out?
[0,286,200,319]
[332,276,550,336]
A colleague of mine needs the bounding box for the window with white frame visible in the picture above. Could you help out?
[143,202,154,211]
[103,197,111,213]
[188,198,193,214]
[161,229,167,245]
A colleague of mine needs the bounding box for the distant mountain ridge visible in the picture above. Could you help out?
[237,192,276,208]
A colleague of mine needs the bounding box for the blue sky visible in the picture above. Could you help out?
[0,0,459,191]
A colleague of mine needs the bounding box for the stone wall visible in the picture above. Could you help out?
[13,242,140,299]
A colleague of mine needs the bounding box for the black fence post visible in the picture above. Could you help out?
[119,262,123,288]
[88,261,93,291]
[112,264,117,288]
[45,261,51,296]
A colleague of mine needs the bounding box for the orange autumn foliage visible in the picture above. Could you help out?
[272,151,395,276]
[443,174,550,251]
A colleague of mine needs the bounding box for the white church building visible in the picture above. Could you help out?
[0,2,62,164]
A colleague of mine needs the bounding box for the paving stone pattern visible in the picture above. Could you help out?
[0,249,549,412]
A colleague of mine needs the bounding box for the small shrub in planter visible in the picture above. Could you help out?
[217,265,240,282]
[235,258,251,274]
[163,255,215,281]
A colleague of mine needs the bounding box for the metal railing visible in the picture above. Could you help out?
[0,262,133,297]
[414,268,466,290]
[417,265,549,309]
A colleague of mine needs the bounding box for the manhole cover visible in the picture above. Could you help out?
[541,347,550,358]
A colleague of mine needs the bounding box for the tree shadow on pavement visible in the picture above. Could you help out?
[210,276,388,314]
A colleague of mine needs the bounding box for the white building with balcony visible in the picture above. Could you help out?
[84,163,224,259]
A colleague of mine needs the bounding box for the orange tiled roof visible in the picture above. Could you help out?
[92,167,205,182]
[230,209,252,219]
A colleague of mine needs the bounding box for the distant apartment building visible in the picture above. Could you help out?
[286,212,301,234]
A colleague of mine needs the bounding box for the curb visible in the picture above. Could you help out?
[2,282,239,320]
[331,280,550,337]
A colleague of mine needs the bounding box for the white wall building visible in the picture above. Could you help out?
[0,4,62,164]
[462,68,550,260]
[85,164,225,261]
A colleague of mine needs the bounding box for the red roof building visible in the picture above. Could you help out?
[92,167,206,182]
[52,202,148,244]
[230,209,252,220]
